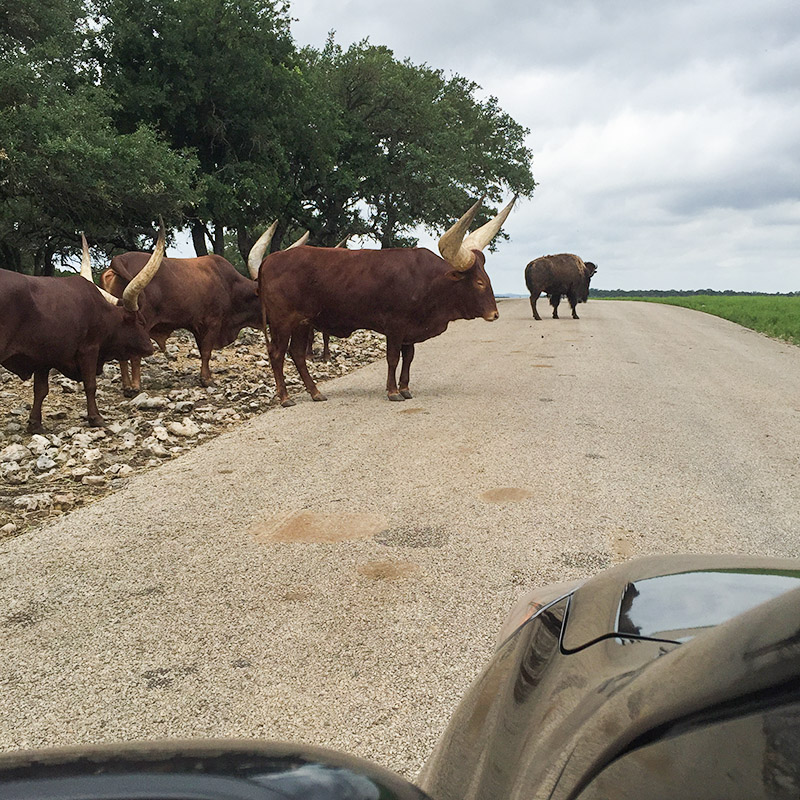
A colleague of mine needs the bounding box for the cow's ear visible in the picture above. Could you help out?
[446,270,467,282]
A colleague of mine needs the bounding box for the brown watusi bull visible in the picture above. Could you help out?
[305,236,349,362]
[252,197,516,406]
[524,254,598,320]
[99,227,310,396]
[0,227,165,432]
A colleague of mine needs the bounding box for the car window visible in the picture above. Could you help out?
[574,700,800,800]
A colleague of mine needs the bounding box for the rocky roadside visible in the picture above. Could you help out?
[0,328,386,538]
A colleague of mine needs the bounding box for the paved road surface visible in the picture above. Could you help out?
[2,299,799,778]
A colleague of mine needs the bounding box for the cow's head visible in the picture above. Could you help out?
[81,222,166,360]
[438,197,517,322]
[579,260,598,302]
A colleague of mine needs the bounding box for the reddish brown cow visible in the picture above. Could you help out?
[252,197,516,406]
[101,226,309,395]
[0,228,164,432]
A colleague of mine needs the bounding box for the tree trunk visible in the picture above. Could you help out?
[0,241,23,272]
[213,222,225,256]
[190,220,209,256]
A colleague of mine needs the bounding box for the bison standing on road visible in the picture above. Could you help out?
[251,197,516,406]
[0,226,165,432]
[525,254,597,320]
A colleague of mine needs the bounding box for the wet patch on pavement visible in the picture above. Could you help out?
[4,600,48,630]
[142,664,198,689]
[375,524,449,548]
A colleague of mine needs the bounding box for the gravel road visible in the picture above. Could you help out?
[1,298,799,780]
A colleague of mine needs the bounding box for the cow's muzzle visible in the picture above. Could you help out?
[484,310,499,321]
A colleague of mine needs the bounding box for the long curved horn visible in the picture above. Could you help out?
[81,233,122,306]
[247,220,278,280]
[286,230,310,249]
[122,218,165,312]
[80,234,93,281]
[438,198,483,271]
[462,195,518,253]
[334,236,348,248]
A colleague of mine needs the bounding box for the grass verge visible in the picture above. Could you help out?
[626,296,800,346]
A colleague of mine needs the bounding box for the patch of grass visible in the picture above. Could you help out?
[629,295,800,347]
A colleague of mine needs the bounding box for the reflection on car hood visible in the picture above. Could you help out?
[617,569,800,642]
[562,554,800,651]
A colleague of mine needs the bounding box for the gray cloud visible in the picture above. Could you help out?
[284,0,800,292]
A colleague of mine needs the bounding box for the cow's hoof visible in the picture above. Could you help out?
[123,388,139,398]
[400,389,413,399]
[280,397,296,408]
[387,392,405,402]
[88,416,105,428]
[312,392,327,402]
[26,422,45,434]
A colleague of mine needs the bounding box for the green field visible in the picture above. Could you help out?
[629,295,800,347]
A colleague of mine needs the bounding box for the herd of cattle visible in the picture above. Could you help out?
[0,199,597,432]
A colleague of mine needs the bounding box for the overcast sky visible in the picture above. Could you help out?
[281,0,799,294]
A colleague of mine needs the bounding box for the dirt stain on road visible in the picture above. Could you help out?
[357,559,420,580]
[251,512,387,543]
[480,488,534,503]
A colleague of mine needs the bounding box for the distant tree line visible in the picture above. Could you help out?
[0,0,535,276]
[590,289,798,297]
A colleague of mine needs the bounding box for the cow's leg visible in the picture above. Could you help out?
[567,289,580,319]
[119,360,134,397]
[27,368,50,433]
[399,343,415,399]
[288,324,326,402]
[130,357,142,393]
[550,294,561,319]
[195,334,214,386]
[267,325,294,407]
[322,332,331,361]
[386,334,404,401]
[78,350,104,427]
[530,291,542,321]
[305,327,315,358]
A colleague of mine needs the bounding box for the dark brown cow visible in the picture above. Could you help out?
[100,226,310,395]
[524,254,598,320]
[252,197,516,406]
[0,228,165,432]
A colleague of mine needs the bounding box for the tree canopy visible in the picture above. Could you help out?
[0,0,196,274]
[0,1,535,274]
